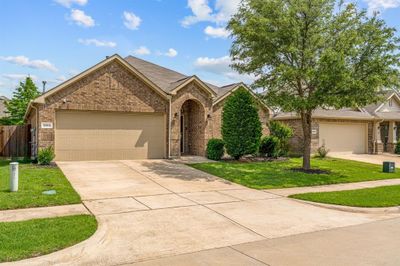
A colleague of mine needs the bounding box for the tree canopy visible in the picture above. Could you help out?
[1,77,40,125]
[228,0,400,169]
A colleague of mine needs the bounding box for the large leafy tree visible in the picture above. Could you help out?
[2,77,40,125]
[222,87,262,159]
[228,0,400,169]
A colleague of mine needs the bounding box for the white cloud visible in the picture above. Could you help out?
[123,11,142,30]
[78,38,117,47]
[0,56,58,72]
[194,55,231,72]
[181,0,214,27]
[181,0,240,27]
[2,74,38,81]
[364,0,400,14]
[165,48,178,57]
[133,46,151,55]
[70,9,95,27]
[194,55,255,83]
[214,0,241,23]
[54,0,87,8]
[204,26,230,38]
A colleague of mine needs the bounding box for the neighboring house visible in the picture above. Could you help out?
[0,96,9,118]
[273,90,400,155]
[24,54,271,161]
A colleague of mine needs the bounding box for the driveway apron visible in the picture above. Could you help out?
[5,159,399,266]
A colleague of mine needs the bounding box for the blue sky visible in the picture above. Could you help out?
[0,0,399,97]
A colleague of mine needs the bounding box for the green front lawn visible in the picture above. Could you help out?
[290,185,400,207]
[190,158,400,189]
[0,160,81,210]
[0,215,97,262]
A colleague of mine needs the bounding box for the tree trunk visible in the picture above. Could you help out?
[300,111,312,170]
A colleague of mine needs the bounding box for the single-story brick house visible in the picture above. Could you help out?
[24,54,271,161]
[273,90,400,155]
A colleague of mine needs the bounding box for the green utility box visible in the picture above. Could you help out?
[383,161,395,173]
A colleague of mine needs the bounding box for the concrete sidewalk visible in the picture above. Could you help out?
[131,217,400,266]
[0,204,89,223]
[266,178,400,197]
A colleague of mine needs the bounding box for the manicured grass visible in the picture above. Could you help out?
[290,185,400,207]
[0,215,97,262]
[0,160,81,210]
[189,158,400,189]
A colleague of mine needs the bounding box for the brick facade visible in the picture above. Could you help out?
[28,59,270,159]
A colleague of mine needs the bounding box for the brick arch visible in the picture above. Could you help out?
[180,99,206,156]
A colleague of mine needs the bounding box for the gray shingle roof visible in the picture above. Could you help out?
[274,108,374,120]
[124,55,240,99]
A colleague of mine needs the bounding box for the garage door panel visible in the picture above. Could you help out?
[55,111,165,161]
[319,123,366,154]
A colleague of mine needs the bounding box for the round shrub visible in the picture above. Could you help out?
[38,146,55,165]
[206,139,225,160]
[259,136,279,158]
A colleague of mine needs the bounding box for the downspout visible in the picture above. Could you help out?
[168,95,172,159]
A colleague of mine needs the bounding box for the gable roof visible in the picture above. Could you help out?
[28,54,269,111]
[34,54,169,104]
[274,108,375,121]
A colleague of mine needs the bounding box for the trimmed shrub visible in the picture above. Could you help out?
[259,136,280,157]
[38,146,55,165]
[222,88,262,159]
[395,142,400,154]
[206,139,225,160]
[315,145,329,158]
[269,121,293,156]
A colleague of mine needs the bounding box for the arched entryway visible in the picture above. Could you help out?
[180,99,206,156]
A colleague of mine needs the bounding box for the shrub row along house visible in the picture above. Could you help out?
[24,55,400,160]
[24,54,270,161]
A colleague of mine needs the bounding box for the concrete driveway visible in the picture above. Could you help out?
[8,159,400,266]
[330,152,400,165]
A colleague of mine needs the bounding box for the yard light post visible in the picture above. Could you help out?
[10,162,19,192]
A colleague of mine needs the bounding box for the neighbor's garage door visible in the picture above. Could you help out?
[55,111,165,161]
[319,122,367,153]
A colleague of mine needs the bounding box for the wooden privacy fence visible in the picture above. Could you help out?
[0,125,31,158]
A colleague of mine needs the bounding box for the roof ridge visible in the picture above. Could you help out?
[221,82,241,88]
[124,55,187,79]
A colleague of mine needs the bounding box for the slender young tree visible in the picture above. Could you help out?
[228,0,400,169]
[2,77,40,125]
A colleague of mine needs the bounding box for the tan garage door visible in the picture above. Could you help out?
[319,123,367,153]
[55,111,166,161]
